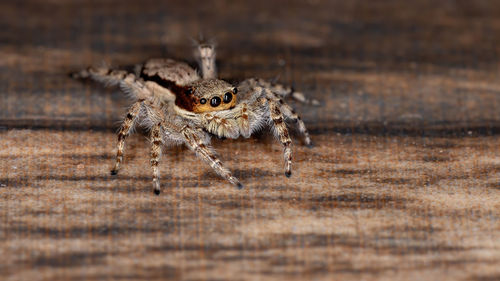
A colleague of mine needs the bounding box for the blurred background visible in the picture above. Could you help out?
[2,0,499,133]
[1,1,499,280]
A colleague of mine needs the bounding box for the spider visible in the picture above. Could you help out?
[74,43,318,195]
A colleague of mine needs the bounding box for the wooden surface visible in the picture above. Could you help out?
[1,0,499,280]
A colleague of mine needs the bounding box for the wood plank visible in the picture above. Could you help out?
[0,0,499,280]
[1,130,499,280]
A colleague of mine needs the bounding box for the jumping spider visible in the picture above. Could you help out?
[74,43,318,194]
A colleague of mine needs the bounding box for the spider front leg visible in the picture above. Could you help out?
[182,127,243,188]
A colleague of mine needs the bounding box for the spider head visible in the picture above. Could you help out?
[188,79,238,113]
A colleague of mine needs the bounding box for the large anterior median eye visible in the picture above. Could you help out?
[210,96,221,107]
[223,92,232,103]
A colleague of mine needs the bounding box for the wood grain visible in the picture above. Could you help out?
[0,0,499,280]
[1,130,499,280]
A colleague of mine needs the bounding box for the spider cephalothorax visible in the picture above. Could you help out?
[186,79,238,113]
[74,42,318,195]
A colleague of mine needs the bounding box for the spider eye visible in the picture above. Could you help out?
[223,92,233,103]
[199,98,207,104]
[233,87,238,94]
[185,88,193,95]
[210,96,221,107]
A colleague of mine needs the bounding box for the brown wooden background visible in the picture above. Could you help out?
[1,0,499,280]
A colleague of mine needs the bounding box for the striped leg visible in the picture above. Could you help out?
[182,127,242,188]
[74,66,152,100]
[244,78,320,106]
[73,65,129,87]
[150,122,163,195]
[277,98,312,146]
[266,92,293,177]
[110,101,142,175]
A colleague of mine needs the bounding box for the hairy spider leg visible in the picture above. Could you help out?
[182,126,243,188]
[110,101,142,175]
[244,78,320,106]
[73,66,129,86]
[150,122,163,195]
[74,66,152,100]
[276,97,312,146]
[263,88,293,177]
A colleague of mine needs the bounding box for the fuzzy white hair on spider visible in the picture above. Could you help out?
[73,42,318,195]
